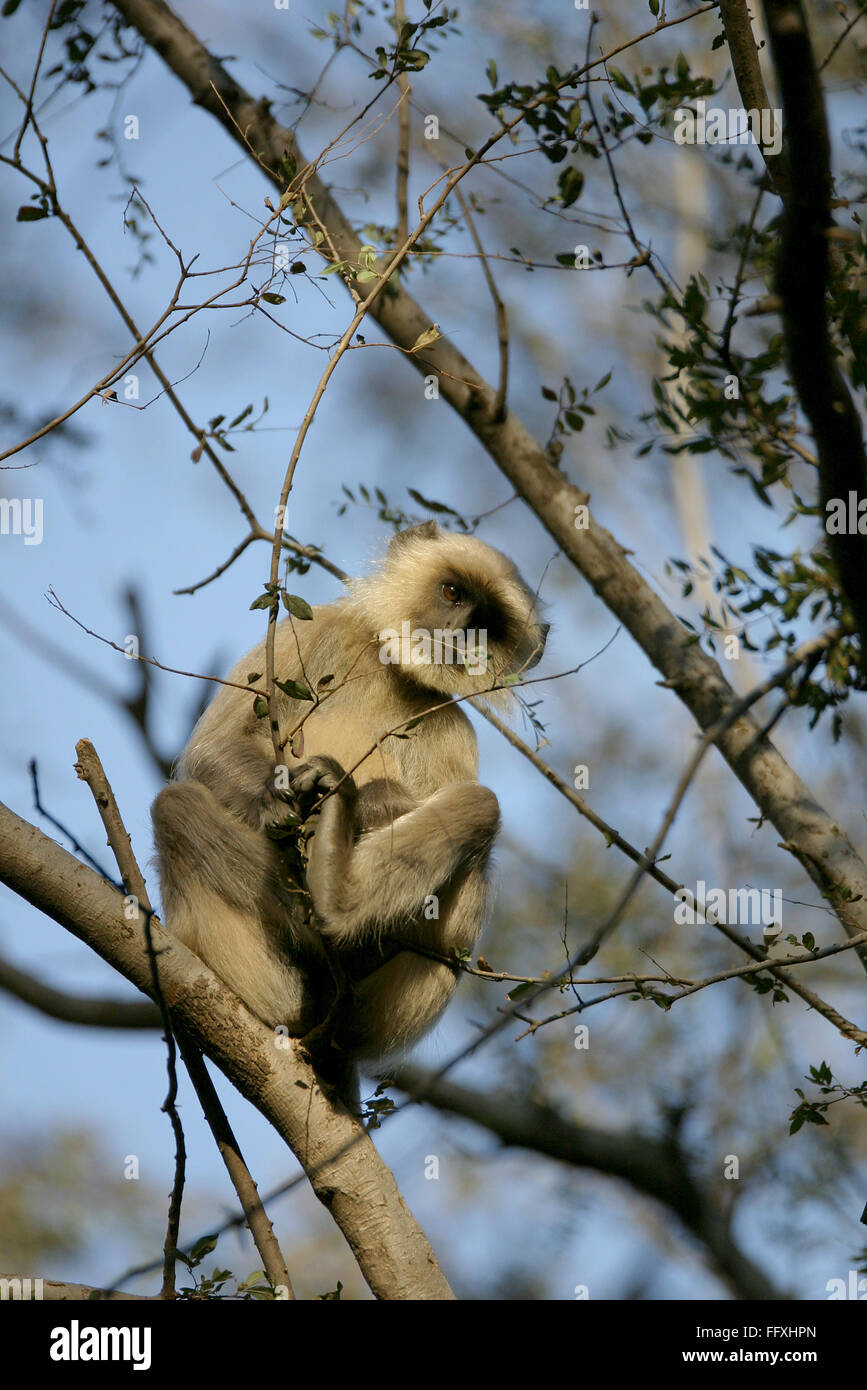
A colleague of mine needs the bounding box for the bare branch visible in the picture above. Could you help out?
[0,953,160,1028]
[453,186,509,421]
[393,1067,787,1302]
[75,739,184,1299]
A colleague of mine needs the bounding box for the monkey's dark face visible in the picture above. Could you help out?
[432,570,546,663]
[358,526,549,700]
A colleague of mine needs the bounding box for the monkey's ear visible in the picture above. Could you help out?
[388,521,441,556]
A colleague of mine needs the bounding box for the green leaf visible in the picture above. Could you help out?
[17,205,48,222]
[406,487,457,515]
[189,1234,219,1263]
[250,591,278,611]
[558,166,584,207]
[281,591,314,620]
[252,696,269,718]
[649,0,659,14]
[607,66,633,94]
[275,678,314,702]
[261,292,286,305]
[507,981,533,1001]
[2,0,24,15]
[229,404,253,428]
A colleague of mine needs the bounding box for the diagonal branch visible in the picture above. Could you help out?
[0,798,454,1301]
[717,0,790,197]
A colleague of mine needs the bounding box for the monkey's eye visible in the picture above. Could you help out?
[441,581,463,604]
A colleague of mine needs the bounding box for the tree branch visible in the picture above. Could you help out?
[0,799,454,1301]
[74,737,293,1297]
[394,1067,787,1302]
[761,0,867,673]
[0,954,160,1027]
[718,0,790,196]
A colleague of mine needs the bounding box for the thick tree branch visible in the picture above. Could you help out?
[761,0,867,673]
[107,0,867,954]
[0,800,454,1301]
[395,1067,787,1302]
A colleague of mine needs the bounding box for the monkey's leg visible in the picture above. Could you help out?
[151,781,314,1031]
[345,869,491,1059]
[304,772,500,944]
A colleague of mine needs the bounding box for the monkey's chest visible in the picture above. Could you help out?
[290,706,409,792]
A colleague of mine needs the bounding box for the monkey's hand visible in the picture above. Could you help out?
[288,756,357,818]
[253,783,302,835]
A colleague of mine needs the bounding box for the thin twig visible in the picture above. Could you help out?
[453,185,509,420]
[394,0,410,246]
[176,1037,294,1297]
[73,738,293,1297]
[74,738,184,1299]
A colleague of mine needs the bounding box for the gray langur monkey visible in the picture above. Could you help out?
[151,522,548,1067]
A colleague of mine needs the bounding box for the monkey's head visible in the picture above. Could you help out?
[349,522,549,701]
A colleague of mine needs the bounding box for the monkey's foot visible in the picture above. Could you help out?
[288,755,356,814]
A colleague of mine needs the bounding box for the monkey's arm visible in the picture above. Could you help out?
[182,691,296,830]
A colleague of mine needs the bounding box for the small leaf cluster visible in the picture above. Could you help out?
[541,371,611,450]
[191,399,270,460]
[337,481,474,533]
[789,1061,866,1135]
[369,3,457,80]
